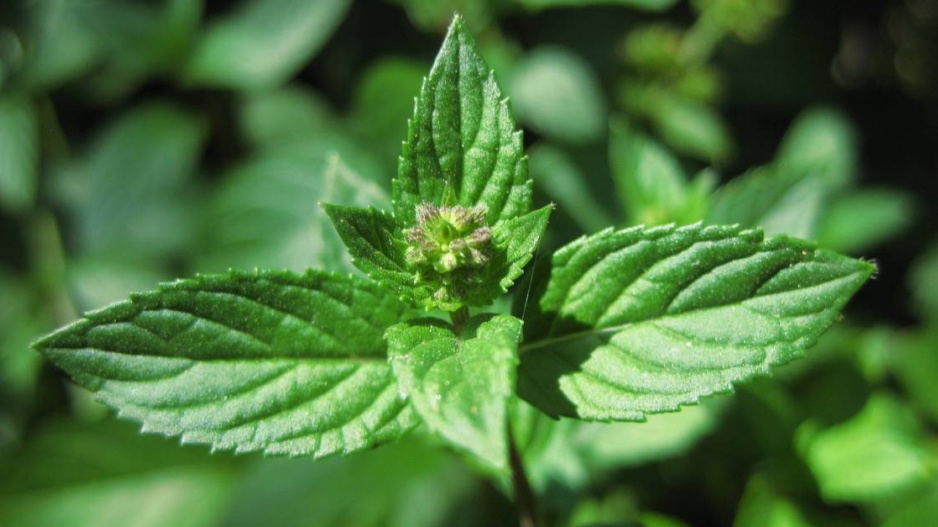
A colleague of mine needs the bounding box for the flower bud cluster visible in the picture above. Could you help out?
[404,203,494,309]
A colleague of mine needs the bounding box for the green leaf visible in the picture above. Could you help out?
[0,419,237,527]
[238,86,338,148]
[516,0,678,12]
[775,107,856,190]
[184,0,351,89]
[517,223,874,420]
[393,15,532,228]
[707,166,827,239]
[891,330,938,426]
[326,204,550,309]
[528,144,614,233]
[733,474,812,527]
[322,204,416,299]
[610,118,712,227]
[0,92,39,213]
[797,393,933,504]
[910,241,938,323]
[59,101,207,258]
[198,135,388,275]
[817,188,915,254]
[33,270,418,457]
[509,47,606,144]
[386,314,523,473]
[649,95,733,163]
[223,436,480,527]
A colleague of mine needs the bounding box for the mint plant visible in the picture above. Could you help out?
[33,15,874,525]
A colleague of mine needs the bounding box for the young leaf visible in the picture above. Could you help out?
[775,107,856,190]
[321,204,418,300]
[386,314,523,473]
[517,223,874,420]
[393,15,532,228]
[816,188,915,255]
[33,270,418,457]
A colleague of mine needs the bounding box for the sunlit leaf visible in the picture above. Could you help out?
[34,270,418,457]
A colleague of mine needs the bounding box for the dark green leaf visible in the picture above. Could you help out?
[517,223,874,420]
[34,270,417,457]
[184,0,351,89]
[910,241,938,324]
[393,15,532,228]
[517,0,678,12]
[386,314,523,473]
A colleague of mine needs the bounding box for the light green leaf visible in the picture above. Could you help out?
[386,315,523,473]
[817,188,915,254]
[707,166,827,239]
[882,483,938,527]
[198,135,388,274]
[59,102,207,258]
[891,331,938,425]
[0,92,39,213]
[797,393,933,504]
[0,420,237,527]
[393,15,532,228]
[509,47,606,144]
[184,0,351,89]
[516,0,678,12]
[775,107,856,190]
[517,223,874,420]
[610,118,711,227]
[238,86,338,148]
[33,270,418,457]
[528,144,614,233]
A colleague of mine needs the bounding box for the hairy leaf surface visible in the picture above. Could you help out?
[387,315,522,473]
[34,270,418,457]
[517,223,874,420]
[393,15,531,227]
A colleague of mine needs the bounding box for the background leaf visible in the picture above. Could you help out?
[509,47,606,144]
[199,136,388,274]
[0,91,39,213]
[184,0,351,89]
[34,270,417,457]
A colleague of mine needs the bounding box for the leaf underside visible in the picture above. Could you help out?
[393,15,531,228]
[517,223,874,421]
[34,270,418,457]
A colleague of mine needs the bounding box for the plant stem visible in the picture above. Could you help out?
[450,305,470,332]
[508,427,539,527]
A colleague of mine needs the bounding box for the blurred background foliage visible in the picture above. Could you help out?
[0,0,937,526]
